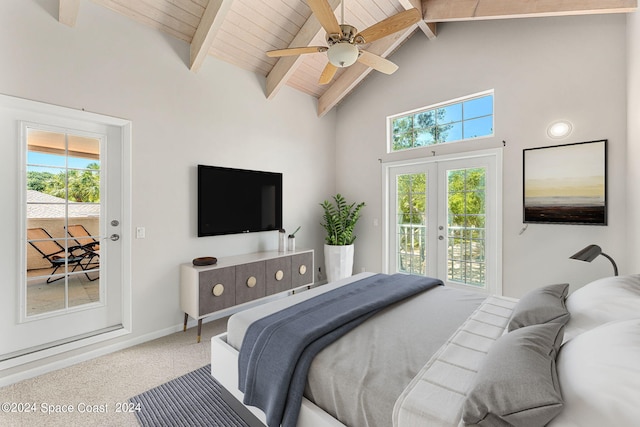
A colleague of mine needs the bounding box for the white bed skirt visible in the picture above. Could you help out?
[211,333,346,427]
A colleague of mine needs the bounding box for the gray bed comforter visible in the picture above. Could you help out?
[238,273,443,427]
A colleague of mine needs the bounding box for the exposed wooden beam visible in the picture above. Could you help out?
[266,0,340,100]
[399,0,437,39]
[422,0,637,22]
[59,0,80,27]
[317,24,417,117]
[190,0,233,72]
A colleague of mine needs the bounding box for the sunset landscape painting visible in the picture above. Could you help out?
[523,140,607,224]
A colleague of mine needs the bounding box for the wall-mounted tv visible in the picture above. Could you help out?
[198,165,283,237]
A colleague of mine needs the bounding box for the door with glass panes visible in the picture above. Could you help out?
[0,101,127,363]
[387,153,500,294]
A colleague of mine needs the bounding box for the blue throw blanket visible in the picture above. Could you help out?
[238,273,443,427]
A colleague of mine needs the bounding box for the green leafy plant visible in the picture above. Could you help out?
[320,194,365,246]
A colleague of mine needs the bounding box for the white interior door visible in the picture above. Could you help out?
[386,151,502,295]
[0,95,131,365]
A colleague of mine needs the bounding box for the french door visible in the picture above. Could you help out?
[386,151,501,295]
[0,95,131,367]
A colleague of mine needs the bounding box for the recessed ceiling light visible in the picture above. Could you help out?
[547,120,573,139]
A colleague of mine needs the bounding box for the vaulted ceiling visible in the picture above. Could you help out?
[58,0,637,117]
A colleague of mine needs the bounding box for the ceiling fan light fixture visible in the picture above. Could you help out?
[327,42,359,68]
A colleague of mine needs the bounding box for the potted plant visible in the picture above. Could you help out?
[320,194,365,282]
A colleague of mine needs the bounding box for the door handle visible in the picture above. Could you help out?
[109,234,120,241]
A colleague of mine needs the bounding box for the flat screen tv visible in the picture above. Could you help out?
[198,165,283,237]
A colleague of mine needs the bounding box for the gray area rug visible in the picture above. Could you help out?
[130,364,251,427]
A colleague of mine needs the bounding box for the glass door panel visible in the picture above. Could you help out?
[396,173,427,275]
[445,167,487,287]
[25,128,102,317]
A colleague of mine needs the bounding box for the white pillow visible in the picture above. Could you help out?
[548,319,640,427]
[564,274,640,342]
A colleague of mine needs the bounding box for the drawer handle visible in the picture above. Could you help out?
[275,270,284,281]
[299,265,307,275]
[212,283,224,297]
[247,276,257,288]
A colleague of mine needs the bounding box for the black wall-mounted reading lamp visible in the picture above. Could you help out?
[570,244,618,276]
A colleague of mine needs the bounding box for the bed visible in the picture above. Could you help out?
[211,272,640,427]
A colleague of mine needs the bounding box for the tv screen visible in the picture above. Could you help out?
[198,165,283,237]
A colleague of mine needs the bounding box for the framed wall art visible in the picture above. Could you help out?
[523,139,607,225]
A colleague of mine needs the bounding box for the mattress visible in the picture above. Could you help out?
[393,296,517,426]
[226,272,487,427]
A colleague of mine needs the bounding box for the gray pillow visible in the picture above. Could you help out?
[508,283,570,332]
[462,322,565,427]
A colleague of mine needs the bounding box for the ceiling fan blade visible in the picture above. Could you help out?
[307,0,342,37]
[319,62,338,85]
[267,46,328,58]
[357,50,398,75]
[355,8,421,44]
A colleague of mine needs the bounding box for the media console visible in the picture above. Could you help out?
[180,249,314,342]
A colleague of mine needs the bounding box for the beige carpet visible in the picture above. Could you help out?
[0,317,228,427]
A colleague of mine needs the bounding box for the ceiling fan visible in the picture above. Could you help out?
[266,0,421,85]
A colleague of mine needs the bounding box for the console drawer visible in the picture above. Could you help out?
[266,256,291,295]
[199,266,236,314]
[291,252,313,287]
[235,261,266,305]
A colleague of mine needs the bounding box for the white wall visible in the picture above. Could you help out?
[628,10,640,273]
[0,0,336,379]
[335,14,628,297]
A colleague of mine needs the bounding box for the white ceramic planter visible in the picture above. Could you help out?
[324,244,354,283]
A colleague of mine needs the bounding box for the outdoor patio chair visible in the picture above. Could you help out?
[67,224,100,269]
[27,227,97,284]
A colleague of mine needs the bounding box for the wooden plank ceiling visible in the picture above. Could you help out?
[59,0,637,117]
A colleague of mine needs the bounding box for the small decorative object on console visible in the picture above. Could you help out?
[278,229,287,252]
[192,256,218,266]
[288,226,301,252]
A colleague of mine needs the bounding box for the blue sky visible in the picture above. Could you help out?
[27,152,100,172]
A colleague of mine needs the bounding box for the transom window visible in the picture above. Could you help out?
[388,91,494,152]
